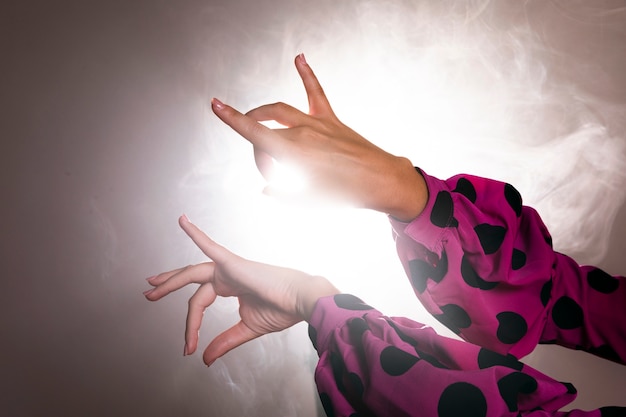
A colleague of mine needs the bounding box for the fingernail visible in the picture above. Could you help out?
[298,53,307,65]
[183,343,189,356]
[211,97,225,110]
[181,213,190,223]
[145,275,157,282]
[142,289,154,296]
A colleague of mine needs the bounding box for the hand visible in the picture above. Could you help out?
[144,215,339,366]
[211,53,427,221]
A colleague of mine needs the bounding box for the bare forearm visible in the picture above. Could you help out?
[375,156,428,222]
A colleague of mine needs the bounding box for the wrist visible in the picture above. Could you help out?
[382,157,428,221]
[295,276,340,321]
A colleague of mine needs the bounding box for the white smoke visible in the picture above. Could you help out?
[164,0,626,413]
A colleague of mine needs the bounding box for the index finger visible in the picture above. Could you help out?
[178,215,231,264]
[294,53,334,117]
[211,98,289,156]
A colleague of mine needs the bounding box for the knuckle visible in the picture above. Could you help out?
[187,294,203,310]
[246,121,269,138]
[273,102,289,112]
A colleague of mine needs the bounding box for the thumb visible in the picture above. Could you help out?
[203,321,260,366]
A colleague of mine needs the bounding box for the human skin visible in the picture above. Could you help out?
[145,54,429,366]
[144,215,339,366]
[211,53,428,222]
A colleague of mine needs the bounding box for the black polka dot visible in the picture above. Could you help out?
[347,372,365,398]
[408,251,448,293]
[563,382,577,394]
[308,324,318,350]
[587,344,621,363]
[552,296,584,329]
[477,348,523,371]
[435,304,471,335]
[512,249,526,270]
[496,312,528,344]
[348,318,370,344]
[442,304,472,327]
[334,294,373,311]
[380,346,419,376]
[330,351,347,393]
[474,224,507,255]
[409,259,433,293]
[504,183,523,217]
[461,254,498,290]
[540,279,553,307]
[497,372,538,412]
[600,406,626,417]
[431,191,459,228]
[416,349,449,369]
[453,177,477,203]
[386,319,418,346]
[319,393,335,417]
[587,268,620,294]
[437,382,488,417]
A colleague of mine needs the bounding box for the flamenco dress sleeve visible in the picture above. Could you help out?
[306,294,616,417]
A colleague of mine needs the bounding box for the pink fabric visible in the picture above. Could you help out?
[309,294,609,417]
[390,169,626,363]
[306,169,626,416]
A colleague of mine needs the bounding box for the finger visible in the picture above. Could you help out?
[245,102,309,128]
[294,53,333,117]
[145,267,183,287]
[211,98,290,157]
[178,215,231,264]
[185,283,217,355]
[145,262,214,301]
[145,263,196,287]
[203,320,260,366]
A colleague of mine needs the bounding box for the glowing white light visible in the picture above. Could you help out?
[267,160,308,193]
[255,120,309,193]
[168,2,626,413]
[187,0,626,319]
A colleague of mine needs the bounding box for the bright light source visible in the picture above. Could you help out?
[268,160,308,193]
[256,120,309,193]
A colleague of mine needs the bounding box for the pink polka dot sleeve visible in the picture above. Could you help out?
[308,294,615,417]
[389,169,626,363]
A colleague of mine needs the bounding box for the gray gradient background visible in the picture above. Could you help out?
[1,1,626,416]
